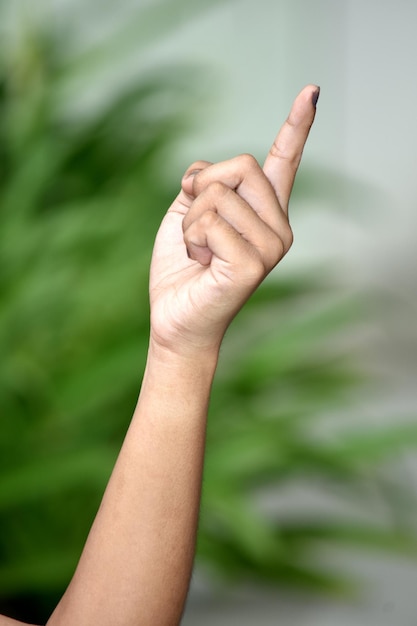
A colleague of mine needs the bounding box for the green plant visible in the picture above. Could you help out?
[200,282,417,592]
[0,2,416,623]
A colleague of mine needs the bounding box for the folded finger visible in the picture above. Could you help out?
[183,154,286,235]
[183,182,290,269]
[170,160,213,215]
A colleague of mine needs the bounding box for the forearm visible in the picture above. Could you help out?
[0,618,37,626]
[47,341,219,626]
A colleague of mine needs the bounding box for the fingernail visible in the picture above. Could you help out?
[185,169,201,179]
[312,87,320,108]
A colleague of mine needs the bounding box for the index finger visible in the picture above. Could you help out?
[263,84,319,214]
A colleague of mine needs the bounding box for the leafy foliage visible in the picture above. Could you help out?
[0,2,416,622]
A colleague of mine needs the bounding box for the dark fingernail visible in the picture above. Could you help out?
[185,169,202,179]
[312,87,320,108]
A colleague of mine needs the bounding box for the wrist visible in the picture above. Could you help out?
[146,336,220,380]
[134,338,219,422]
[149,328,222,363]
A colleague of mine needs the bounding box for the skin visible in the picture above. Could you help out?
[0,84,319,626]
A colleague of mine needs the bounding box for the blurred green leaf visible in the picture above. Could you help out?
[0,447,114,510]
[329,422,417,464]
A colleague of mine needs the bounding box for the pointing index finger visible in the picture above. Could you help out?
[263,84,319,214]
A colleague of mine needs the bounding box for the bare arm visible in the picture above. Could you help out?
[1,85,318,626]
[0,617,38,626]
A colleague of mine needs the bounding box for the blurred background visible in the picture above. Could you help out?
[1,0,417,624]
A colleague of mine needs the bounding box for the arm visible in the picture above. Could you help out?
[1,85,318,626]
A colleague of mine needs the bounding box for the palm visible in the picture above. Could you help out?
[149,196,242,350]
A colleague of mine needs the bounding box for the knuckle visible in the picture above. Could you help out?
[261,231,288,269]
[206,180,229,199]
[236,153,259,171]
[269,139,285,160]
[248,254,268,282]
[268,237,285,267]
[184,209,219,238]
[269,138,298,167]
[200,209,219,229]
[282,225,294,253]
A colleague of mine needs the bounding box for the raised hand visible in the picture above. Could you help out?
[149,85,319,356]
[22,85,320,626]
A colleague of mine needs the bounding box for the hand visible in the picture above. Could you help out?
[149,85,319,356]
